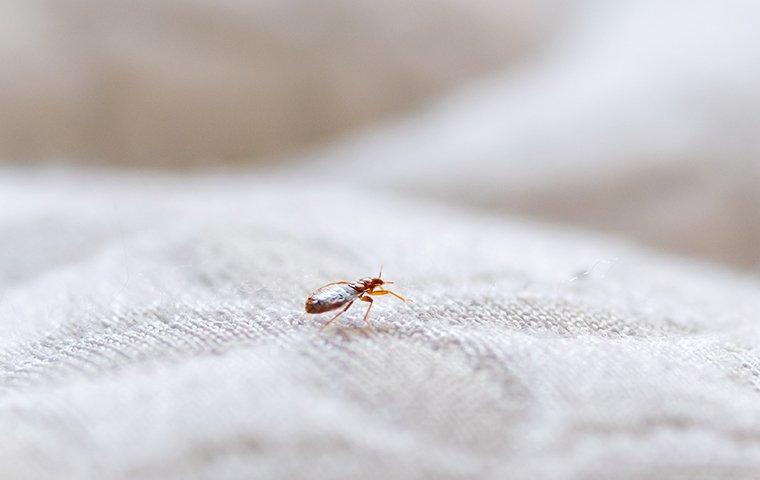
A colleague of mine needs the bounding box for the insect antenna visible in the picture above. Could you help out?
[377,264,383,279]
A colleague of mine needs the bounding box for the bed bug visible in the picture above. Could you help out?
[305,266,406,329]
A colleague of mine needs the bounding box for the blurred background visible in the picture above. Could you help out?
[2,0,760,271]
[1,0,558,167]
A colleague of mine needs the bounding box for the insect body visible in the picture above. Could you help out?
[305,267,406,329]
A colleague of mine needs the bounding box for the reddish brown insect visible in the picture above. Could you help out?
[305,267,406,329]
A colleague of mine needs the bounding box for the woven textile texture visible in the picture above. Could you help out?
[3,171,760,479]
[5,1,760,477]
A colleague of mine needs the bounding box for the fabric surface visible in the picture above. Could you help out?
[4,1,760,478]
[4,170,760,479]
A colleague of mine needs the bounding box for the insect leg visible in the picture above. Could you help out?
[320,300,353,331]
[360,295,374,329]
[368,289,407,302]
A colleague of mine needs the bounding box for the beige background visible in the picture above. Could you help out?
[0,0,560,167]
[3,0,759,272]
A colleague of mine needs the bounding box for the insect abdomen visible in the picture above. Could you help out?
[305,284,360,313]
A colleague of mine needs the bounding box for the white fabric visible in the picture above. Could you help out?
[3,171,760,479]
[4,1,760,478]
